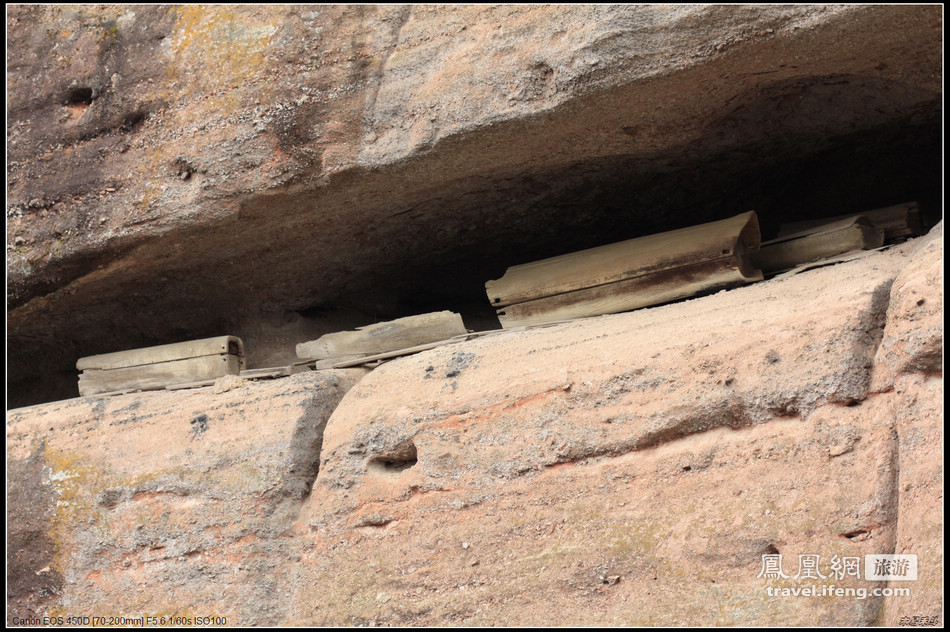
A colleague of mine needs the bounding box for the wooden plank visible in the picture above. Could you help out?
[772,245,890,280]
[78,355,242,396]
[77,336,245,371]
[239,363,313,379]
[495,256,759,329]
[240,366,292,379]
[486,211,760,308]
[329,337,465,368]
[87,386,165,397]
[753,216,884,274]
[295,311,468,360]
[314,355,367,370]
[766,215,880,243]
[316,331,496,369]
[776,202,923,242]
[164,379,217,391]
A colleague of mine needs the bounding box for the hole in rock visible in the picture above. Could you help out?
[64,86,94,106]
[841,529,869,540]
[119,109,147,131]
[368,443,419,477]
[171,158,197,181]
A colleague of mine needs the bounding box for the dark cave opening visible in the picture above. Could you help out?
[63,86,95,106]
[7,94,942,409]
[322,115,942,329]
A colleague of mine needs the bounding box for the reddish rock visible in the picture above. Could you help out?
[6,5,943,406]
[6,370,364,626]
[298,232,942,625]
[6,228,941,625]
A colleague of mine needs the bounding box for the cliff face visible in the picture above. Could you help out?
[7,225,942,626]
[6,5,944,625]
[6,4,943,407]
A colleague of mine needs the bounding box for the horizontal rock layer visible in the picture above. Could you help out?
[6,4,943,406]
[7,226,942,625]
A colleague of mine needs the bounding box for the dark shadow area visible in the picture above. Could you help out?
[7,72,942,408]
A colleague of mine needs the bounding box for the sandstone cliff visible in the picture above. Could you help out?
[6,4,943,627]
[7,225,943,625]
[6,4,943,406]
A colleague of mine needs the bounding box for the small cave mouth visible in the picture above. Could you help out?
[64,86,95,106]
[119,109,148,132]
[840,528,870,540]
[367,442,419,477]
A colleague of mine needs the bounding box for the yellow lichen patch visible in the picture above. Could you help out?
[134,177,165,214]
[165,6,279,98]
[43,448,113,574]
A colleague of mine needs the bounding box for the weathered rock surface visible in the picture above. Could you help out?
[6,370,365,625]
[870,223,944,625]
[5,4,944,625]
[7,227,942,626]
[872,223,944,387]
[299,232,942,626]
[6,4,943,407]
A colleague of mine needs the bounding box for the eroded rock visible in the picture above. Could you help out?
[295,234,942,625]
[872,221,944,389]
[6,370,364,625]
[6,230,942,625]
[6,4,943,407]
[312,246,909,518]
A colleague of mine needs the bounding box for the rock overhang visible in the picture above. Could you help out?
[6,5,943,407]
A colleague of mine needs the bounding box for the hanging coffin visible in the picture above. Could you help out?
[486,211,763,329]
[296,311,469,365]
[776,201,923,244]
[77,336,245,396]
[753,215,885,274]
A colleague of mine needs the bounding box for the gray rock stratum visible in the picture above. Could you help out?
[6,4,943,407]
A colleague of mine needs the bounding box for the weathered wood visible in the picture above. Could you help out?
[486,211,761,308]
[239,363,313,380]
[495,257,759,329]
[329,338,465,368]
[314,355,367,370]
[753,216,884,274]
[87,386,165,397]
[776,202,923,243]
[77,336,245,371]
[78,355,243,396]
[310,331,498,369]
[772,245,890,280]
[240,366,292,379]
[164,379,218,391]
[295,311,468,360]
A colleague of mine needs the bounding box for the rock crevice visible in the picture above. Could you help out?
[6,4,943,407]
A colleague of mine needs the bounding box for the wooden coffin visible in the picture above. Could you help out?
[753,215,884,274]
[486,211,763,329]
[77,336,245,396]
[296,311,468,362]
[776,202,923,243]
